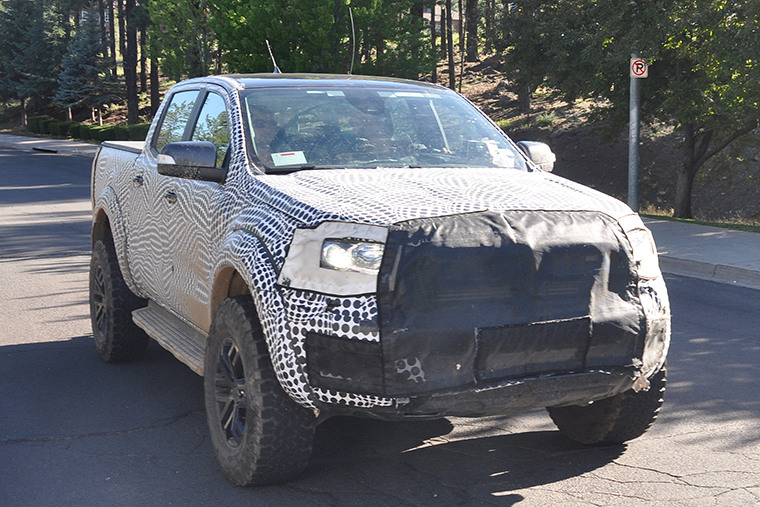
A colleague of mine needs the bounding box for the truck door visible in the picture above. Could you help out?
[161,89,231,332]
[126,88,202,305]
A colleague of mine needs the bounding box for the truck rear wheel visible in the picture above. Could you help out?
[89,238,149,362]
[547,365,667,445]
[204,296,315,486]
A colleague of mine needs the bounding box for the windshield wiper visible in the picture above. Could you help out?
[265,164,319,174]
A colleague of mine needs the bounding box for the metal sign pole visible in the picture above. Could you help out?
[628,70,640,212]
[628,55,647,212]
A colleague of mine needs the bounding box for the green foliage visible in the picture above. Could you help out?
[78,124,92,139]
[351,0,434,79]
[68,122,83,138]
[148,0,216,80]
[88,125,114,141]
[0,0,68,109]
[55,8,124,111]
[499,2,552,108]
[47,121,69,136]
[128,123,151,141]
[208,0,431,78]
[27,115,52,133]
[501,0,760,217]
[114,125,131,140]
[39,118,57,134]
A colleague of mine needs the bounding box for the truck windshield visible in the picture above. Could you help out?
[241,86,527,173]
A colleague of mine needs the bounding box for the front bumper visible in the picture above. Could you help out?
[315,366,641,420]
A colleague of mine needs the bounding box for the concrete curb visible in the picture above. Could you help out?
[659,256,760,290]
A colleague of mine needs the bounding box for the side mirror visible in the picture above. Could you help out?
[516,141,556,172]
[157,141,227,183]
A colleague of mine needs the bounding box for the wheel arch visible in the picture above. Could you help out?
[92,207,113,245]
[212,231,316,409]
[210,266,252,322]
[92,188,140,296]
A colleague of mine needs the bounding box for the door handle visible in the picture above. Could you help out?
[164,190,178,204]
[132,175,144,185]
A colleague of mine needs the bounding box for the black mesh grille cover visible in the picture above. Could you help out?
[377,210,644,396]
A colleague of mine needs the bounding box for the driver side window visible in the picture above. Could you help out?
[154,90,199,154]
[191,92,230,168]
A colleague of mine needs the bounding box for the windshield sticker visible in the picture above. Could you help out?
[484,140,517,167]
[272,151,308,167]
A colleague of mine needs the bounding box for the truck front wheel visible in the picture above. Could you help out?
[204,296,315,486]
[547,365,667,445]
[89,238,149,362]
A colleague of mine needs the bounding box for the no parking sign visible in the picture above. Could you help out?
[630,58,648,78]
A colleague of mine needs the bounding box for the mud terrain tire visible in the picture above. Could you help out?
[547,365,667,445]
[89,238,149,362]
[204,296,315,486]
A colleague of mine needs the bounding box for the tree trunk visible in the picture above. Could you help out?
[118,0,126,64]
[446,1,455,90]
[150,59,160,117]
[125,0,138,124]
[484,0,495,54]
[465,0,478,62]
[518,85,531,114]
[673,123,698,218]
[20,98,27,128]
[140,27,147,93]
[440,4,447,60]
[430,5,437,84]
[458,0,464,54]
[674,165,695,219]
[109,0,117,77]
[98,0,108,59]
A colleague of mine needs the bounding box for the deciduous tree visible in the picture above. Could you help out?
[505,0,760,218]
[147,0,215,80]
[208,0,431,79]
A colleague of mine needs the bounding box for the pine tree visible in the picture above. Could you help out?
[55,9,124,119]
[0,0,46,123]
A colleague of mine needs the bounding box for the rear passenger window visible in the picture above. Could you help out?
[154,90,199,154]
[191,92,230,167]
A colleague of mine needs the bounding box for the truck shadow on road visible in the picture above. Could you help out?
[303,415,625,504]
[0,335,624,505]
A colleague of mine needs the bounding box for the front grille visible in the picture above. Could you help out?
[377,210,643,396]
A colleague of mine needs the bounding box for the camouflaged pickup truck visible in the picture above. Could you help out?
[90,74,670,486]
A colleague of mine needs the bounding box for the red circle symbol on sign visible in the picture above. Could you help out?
[631,59,648,77]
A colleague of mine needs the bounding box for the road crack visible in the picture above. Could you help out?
[0,409,203,446]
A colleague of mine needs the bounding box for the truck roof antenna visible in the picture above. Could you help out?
[266,40,281,74]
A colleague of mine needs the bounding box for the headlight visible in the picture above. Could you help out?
[279,222,388,295]
[321,239,384,275]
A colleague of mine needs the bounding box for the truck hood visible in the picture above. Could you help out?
[257,166,633,225]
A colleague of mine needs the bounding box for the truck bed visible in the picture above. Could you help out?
[101,140,145,154]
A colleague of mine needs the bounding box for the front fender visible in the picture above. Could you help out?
[215,231,316,410]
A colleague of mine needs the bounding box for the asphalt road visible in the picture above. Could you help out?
[1,148,759,506]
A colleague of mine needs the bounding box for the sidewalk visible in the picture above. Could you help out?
[1,133,759,290]
[644,218,760,290]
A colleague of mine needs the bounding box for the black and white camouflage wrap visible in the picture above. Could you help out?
[92,75,669,412]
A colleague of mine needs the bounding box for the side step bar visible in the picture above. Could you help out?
[132,301,206,376]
